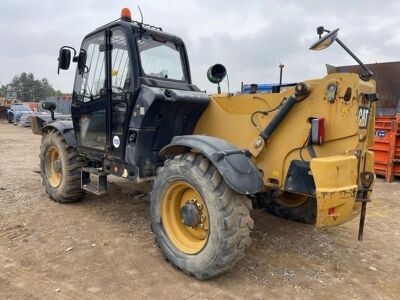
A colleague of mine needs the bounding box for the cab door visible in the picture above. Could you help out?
[71,31,109,152]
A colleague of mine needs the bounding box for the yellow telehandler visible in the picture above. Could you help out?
[38,9,377,279]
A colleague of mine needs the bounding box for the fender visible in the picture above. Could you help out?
[160,135,264,195]
[42,120,76,147]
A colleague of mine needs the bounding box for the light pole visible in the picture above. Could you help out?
[278,63,284,92]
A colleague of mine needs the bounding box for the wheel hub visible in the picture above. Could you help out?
[161,181,209,254]
[180,201,201,227]
[53,159,62,173]
[46,146,62,188]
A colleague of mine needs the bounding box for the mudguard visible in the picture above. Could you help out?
[42,120,76,147]
[160,135,264,195]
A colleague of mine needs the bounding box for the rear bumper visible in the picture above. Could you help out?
[310,155,373,228]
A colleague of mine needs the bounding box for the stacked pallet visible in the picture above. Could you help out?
[370,113,400,181]
[395,117,400,177]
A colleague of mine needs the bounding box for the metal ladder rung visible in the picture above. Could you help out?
[81,167,107,195]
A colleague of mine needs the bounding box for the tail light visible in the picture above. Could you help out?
[311,118,325,145]
[328,207,336,215]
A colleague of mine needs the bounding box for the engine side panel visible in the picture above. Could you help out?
[125,85,209,177]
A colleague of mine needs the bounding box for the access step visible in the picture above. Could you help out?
[81,167,107,195]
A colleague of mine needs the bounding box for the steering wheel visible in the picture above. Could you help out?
[112,86,126,94]
[112,86,129,104]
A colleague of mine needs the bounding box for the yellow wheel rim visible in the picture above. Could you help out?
[273,192,307,208]
[161,181,209,254]
[46,146,62,188]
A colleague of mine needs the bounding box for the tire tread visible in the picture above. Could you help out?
[40,129,84,203]
[151,152,253,279]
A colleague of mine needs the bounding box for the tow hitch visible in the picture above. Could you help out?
[356,171,375,241]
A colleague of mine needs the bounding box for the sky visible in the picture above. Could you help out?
[0,0,399,94]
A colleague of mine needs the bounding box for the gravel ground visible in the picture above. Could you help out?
[0,121,399,299]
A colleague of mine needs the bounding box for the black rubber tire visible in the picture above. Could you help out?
[264,191,316,224]
[40,129,85,203]
[150,153,254,279]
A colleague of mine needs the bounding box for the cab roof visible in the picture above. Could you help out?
[87,18,183,43]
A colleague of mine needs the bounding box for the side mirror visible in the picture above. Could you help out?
[58,48,72,73]
[309,28,340,51]
[42,101,56,111]
[42,101,57,121]
[77,50,87,75]
[309,26,374,81]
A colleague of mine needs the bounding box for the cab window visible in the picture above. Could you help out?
[110,28,132,135]
[111,29,131,92]
[137,36,185,81]
[73,33,106,102]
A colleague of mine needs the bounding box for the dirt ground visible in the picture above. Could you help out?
[0,121,399,300]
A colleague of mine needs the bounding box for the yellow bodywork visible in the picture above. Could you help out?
[194,73,376,227]
[310,155,358,227]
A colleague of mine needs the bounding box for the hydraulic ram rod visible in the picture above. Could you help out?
[260,95,297,141]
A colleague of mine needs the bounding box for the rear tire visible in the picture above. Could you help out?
[150,153,254,279]
[40,129,85,203]
[264,191,316,224]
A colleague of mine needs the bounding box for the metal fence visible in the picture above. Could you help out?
[39,96,71,115]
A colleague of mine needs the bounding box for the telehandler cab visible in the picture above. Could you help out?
[39,8,378,279]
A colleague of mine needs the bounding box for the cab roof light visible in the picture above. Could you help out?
[121,7,132,22]
[118,7,163,31]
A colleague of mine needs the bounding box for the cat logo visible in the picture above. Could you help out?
[358,107,370,128]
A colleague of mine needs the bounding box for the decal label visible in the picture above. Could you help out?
[113,135,120,148]
[376,130,386,138]
[358,107,370,128]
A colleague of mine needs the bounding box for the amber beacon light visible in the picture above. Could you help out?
[121,7,132,21]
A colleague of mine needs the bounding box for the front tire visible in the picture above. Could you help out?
[40,129,85,203]
[150,153,254,279]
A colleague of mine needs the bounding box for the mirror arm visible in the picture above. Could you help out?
[334,37,374,80]
[319,27,374,81]
[50,109,55,121]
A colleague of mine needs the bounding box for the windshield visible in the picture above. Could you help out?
[137,36,185,81]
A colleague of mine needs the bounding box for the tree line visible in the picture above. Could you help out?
[0,73,63,102]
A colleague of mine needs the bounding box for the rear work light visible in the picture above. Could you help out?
[311,118,325,145]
